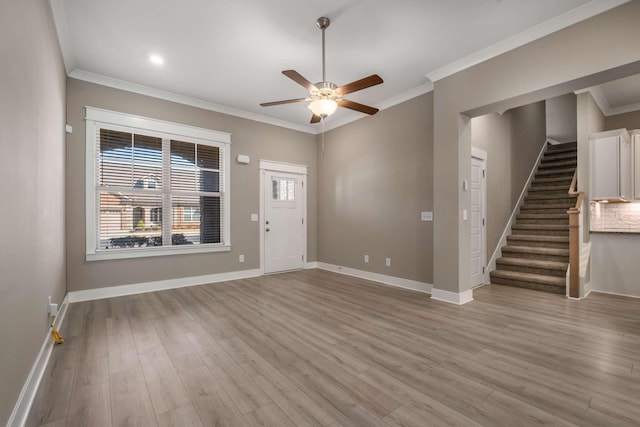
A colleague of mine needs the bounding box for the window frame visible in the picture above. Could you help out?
[85,107,231,261]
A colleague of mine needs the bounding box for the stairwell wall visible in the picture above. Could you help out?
[0,1,67,424]
[471,101,546,267]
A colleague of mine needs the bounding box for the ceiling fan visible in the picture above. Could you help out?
[260,17,383,123]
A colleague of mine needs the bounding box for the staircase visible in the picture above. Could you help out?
[490,142,577,294]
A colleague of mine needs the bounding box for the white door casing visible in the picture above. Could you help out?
[259,161,307,274]
[470,148,487,287]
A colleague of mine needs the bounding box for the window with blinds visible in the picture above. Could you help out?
[85,107,231,260]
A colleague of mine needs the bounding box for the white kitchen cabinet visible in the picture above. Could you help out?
[633,130,640,200]
[589,128,631,201]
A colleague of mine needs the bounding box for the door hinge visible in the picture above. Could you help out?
[482,169,486,178]
[482,218,485,226]
[482,266,485,274]
[302,218,304,224]
[302,255,304,261]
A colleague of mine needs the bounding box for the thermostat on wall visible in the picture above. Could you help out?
[236,154,250,164]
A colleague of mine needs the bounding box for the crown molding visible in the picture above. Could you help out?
[49,0,75,73]
[320,81,434,133]
[426,0,631,83]
[575,86,640,117]
[69,70,317,134]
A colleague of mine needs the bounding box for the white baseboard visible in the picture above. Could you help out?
[305,261,318,269]
[590,289,640,299]
[8,294,70,427]
[316,262,432,294]
[68,268,262,303]
[431,288,474,305]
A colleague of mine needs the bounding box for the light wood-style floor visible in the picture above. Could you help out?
[27,269,640,426]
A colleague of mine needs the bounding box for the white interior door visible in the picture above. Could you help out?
[264,171,304,273]
[470,155,486,287]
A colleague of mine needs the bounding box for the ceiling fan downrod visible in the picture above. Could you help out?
[317,17,330,83]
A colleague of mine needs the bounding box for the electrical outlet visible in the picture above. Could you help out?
[385,258,391,267]
[239,254,245,263]
[48,296,58,316]
[364,255,369,263]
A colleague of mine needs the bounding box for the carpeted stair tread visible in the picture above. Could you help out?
[541,152,579,162]
[501,245,569,256]
[525,192,577,200]
[507,235,569,244]
[546,142,577,151]
[496,257,567,271]
[532,176,574,185]
[490,270,566,293]
[521,202,574,210]
[512,224,569,231]
[528,184,572,192]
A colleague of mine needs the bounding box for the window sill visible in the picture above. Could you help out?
[86,244,231,261]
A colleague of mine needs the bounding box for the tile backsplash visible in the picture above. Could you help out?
[590,201,640,232]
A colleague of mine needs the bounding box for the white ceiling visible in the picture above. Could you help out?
[51,0,632,133]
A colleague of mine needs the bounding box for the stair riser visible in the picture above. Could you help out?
[501,251,568,262]
[511,231,569,237]
[547,142,577,150]
[496,263,567,278]
[538,162,577,170]
[506,239,569,249]
[490,276,565,294]
[535,173,575,180]
[541,153,578,162]
[531,178,574,186]
[524,196,576,204]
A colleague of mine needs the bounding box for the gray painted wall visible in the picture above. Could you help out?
[471,101,547,262]
[546,93,577,142]
[577,92,605,243]
[317,93,433,283]
[605,109,640,130]
[66,79,317,291]
[0,1,67,424]
[590,233,640,297]
[433,1,640,294]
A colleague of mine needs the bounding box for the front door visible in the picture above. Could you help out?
[264,171,304,273]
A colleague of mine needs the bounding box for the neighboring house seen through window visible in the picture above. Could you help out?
[85,107,231,260]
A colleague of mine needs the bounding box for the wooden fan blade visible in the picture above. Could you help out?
[282,70,318,91]
[310,114,322,123]
[337,74,383,95]
[339,99,379,115]
[260,98,307,107]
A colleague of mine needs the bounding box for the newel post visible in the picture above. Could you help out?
[568,207,580,298]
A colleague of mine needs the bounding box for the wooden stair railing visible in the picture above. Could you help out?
[567,171,584,298]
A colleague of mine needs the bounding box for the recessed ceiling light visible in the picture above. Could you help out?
[149,54,164,66]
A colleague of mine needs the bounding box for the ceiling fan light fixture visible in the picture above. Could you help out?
[309,98,338,117]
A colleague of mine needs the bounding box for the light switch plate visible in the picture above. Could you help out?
[421,211,433,221]
[250,213,258,222]
[463,209,468,220]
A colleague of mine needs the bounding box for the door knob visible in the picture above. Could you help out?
[266,228,270,232]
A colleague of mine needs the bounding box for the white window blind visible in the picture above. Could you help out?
[85,107,231,260]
